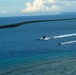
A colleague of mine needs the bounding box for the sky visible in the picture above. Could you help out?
[0,0,76,17]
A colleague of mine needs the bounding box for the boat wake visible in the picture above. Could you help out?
[60,40,76,45]
[39,37,50,40]
[39,33,76,41]
[50,33,76,39]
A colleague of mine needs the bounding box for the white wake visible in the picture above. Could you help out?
[50,33,76,39]
[40,37,50,40]
[39,33,76,41]
[60,40,76,45]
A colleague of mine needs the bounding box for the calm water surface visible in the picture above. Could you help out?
[0,15,76,70]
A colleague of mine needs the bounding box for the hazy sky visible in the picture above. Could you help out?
[0,0,76,17]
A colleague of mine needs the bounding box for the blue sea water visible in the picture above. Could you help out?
[0,15,76,70]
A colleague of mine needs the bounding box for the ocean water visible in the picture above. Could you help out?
[0,15,76,73]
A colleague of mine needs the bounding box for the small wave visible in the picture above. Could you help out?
[61,40,76,45]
